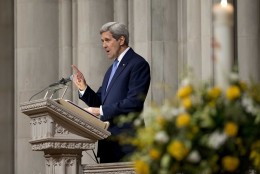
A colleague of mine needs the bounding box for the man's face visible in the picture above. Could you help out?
[101,31,124,59]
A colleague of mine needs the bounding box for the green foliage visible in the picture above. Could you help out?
[118,73,260,174]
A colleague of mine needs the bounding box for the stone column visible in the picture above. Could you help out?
[149,0,178,104]
[45,153,82,174]
[71,0,114,164]
[237,0,260,82]
[177,0,213,85]
[0,0,14,173]
[128,0,152,104]
[129,0,213,105]
[201,0,214,82]
[59,0,73,100]
[72,0,113,105]
[15,0,60,173]
[113,0,128,24]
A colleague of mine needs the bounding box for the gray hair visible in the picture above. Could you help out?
[100,22,129,46]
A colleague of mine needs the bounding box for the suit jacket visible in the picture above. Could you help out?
[80,48,150,135]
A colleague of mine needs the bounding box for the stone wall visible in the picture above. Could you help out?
[0,0,14,174]
[237,0,260,82]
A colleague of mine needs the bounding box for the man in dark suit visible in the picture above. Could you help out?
[72,22,150,163]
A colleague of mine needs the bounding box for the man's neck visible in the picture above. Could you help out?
[119,45,128,55]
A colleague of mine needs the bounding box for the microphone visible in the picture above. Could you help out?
[49,75,73,87]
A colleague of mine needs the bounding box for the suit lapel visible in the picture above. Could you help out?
[106,62,127,91]
[102,48,134,104]
[102,62,128,103]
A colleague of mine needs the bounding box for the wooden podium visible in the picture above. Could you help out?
[20,98,111,174]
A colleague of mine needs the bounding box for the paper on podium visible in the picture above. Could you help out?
[57,99,109,130]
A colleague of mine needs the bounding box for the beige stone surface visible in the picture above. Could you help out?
[237,0,260,82]
[0,0,14,174]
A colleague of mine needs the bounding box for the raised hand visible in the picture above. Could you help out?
[71,65,87,91]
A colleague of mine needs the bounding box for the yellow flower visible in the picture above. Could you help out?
[182,97,192,109]
[156,115,166,127]
[250,150,260,168]
[224,122,238,137]
[149,148,160,160]
[176,113,191,128]
[135,160,150,174]
[208,87,221,99]
[226,85,241,100]
[222,156,240,172]
[177,85,192,99]
[167,140,189,161]
[250,141,260,168]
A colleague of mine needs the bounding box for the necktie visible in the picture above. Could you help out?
[106,59,119,90]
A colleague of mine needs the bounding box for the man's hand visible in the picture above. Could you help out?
[72,65,87,91]
[85,107,100,117]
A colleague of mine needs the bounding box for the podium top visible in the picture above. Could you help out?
[20,99,111,140]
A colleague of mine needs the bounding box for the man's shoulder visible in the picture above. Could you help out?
[126,48,148,63]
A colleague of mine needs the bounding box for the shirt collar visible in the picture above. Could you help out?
[116,47,130,63]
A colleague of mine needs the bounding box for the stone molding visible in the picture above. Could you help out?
[31,141,95,151]
[83,162,135,174]
[85,172,135,174]
[46,157,78,167]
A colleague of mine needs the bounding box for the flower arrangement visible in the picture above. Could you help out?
[118,72,260,174]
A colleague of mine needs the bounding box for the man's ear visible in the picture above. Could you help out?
[119,36,125,46]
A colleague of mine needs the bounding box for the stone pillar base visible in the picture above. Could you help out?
[45,151,83,174]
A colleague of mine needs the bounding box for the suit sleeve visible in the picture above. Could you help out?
[79,86,102,107]
[101,60,151,121]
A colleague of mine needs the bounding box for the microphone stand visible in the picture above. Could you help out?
[29,82,71,101]
[44,84,69,100]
